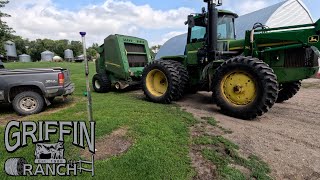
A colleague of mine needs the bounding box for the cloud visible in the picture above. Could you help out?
[3,0,194,46]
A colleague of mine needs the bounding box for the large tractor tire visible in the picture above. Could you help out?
[276,81,301,103]
[142,60,181,103]
[92,73,111,93]
[212,56,279,120]
[172,61,189,100]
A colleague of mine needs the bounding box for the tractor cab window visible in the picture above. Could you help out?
[189,15,235,43]
[218,15,235,40]
[190,26,206,43]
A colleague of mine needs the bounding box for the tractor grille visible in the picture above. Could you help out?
[125,43,145,53]
[127,55,148,67]
[284,48,318,67]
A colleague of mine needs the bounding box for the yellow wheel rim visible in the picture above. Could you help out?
[146,69,168,97]
[221,71,257,106]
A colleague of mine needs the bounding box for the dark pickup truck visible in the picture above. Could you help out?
[0,61,75,115]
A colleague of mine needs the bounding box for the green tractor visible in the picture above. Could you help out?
[93,34,152,92]
[142,0,320,119]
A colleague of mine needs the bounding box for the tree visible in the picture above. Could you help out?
[0,0,15,55]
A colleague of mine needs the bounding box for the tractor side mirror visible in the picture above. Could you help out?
[185,15,195,28]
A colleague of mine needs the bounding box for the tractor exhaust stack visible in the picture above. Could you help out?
[205,0,219,61]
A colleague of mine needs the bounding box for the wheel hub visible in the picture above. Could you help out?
[20,97,37,111]
[221,71,257,105]
[95,80,101,89]
[146,69,168,97]
[233,85,243,94]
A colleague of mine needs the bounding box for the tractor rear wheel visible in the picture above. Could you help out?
[142,60,181,103]
[92,73,111,93]
[172,61,189,100]
[276,81,301,103]
[212,56,279,120]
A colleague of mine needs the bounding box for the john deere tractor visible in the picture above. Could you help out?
[142,0,320,119]
[93,34,152,92]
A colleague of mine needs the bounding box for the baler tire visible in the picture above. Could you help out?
[276,81,301,103]
[142,60,181,104]
[212,56,279,120]
[171,61,189,100]
[92,73,111,93]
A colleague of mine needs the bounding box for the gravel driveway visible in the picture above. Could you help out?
[178,79,320,179]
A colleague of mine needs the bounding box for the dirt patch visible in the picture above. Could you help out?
[190,149,217,180]
[81,127,133,160]
[178,79,320,179]
[189,118,218,179]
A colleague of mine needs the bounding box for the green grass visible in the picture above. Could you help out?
[197,136,271,180]
[201,117,217,127]
[0,62,197,179]
[201,117,233,134]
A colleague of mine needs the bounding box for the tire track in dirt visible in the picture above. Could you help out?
[178,79,320,179]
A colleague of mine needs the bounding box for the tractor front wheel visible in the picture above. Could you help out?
[276,81,301,103]
[142,60,181,104]
[212,56,279,120]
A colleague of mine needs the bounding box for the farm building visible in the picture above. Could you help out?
[156,0,314,59]
[235,0,313,39]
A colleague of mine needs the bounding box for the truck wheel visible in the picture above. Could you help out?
[12,91,45,116]
[92,73,111,93]
[212,56,278,120]
[276,81,301,103]
[142,60,181,103]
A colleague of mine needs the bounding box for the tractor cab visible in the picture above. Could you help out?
[185,2,238,65]
[187,10,238,44]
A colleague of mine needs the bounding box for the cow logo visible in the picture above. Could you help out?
[34,142,65,164]
[4,120,96,177]
[309,35,319,43]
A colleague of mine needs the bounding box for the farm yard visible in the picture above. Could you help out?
[0,62,319,179]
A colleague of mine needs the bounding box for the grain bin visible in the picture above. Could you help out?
[4,41,17,58]
[64,49,74,61]
[41,50,54,61]
[19,54,31,62]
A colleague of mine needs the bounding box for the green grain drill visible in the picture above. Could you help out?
[142,0,320,119]
[93,34,152,92]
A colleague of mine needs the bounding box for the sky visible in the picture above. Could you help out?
[2,0,319,46]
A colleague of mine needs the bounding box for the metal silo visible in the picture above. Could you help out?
[19,54,31,62]
[64,49,74,61]
[41,50,54,61]
[4,41,17,58]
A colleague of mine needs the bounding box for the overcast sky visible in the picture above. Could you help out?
[2,0,319,46]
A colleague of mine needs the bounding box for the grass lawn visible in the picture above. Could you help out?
[0,62,197,179]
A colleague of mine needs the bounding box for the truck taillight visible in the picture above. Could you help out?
[58,73,65,86]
